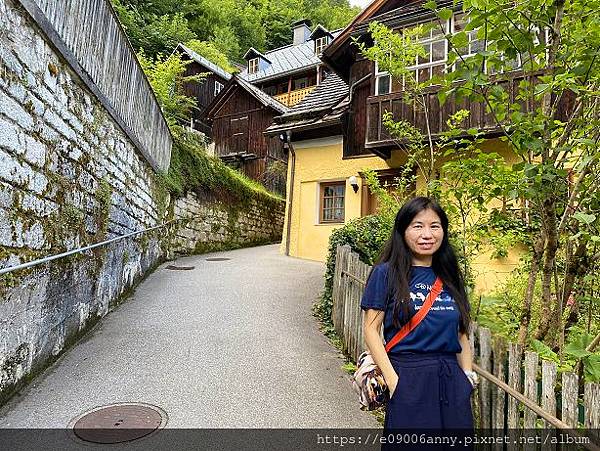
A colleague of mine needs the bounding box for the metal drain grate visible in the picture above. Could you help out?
[165,265,195,271]
[70,403,167,444]
[205,257,231,261]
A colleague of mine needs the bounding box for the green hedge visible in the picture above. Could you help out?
[313,214,392,340]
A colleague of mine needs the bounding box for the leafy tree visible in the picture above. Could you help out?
[359,0,600,356]
[112,0,359,61]
[137,51,205,127]
[112,0,196,57]
[185,40,236,73]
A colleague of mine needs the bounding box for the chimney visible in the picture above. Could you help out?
[292,19,312,45]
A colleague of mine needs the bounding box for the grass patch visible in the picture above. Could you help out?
[161,126,283,207]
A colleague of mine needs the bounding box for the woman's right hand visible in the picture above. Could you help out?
[388,373,399,397]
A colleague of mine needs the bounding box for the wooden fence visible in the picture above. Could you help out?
[333,244,600,442]
[19,0,172,172]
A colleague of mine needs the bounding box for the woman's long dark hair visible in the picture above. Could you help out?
[369,197,470,333]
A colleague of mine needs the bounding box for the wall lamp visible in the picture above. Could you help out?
[348,175,359,193]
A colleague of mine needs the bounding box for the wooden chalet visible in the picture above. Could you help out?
[322,0,571,159]
[269,0,553,294]
[174,44,232,136]
[241,20,340,108]
[202,20,342,196]
[203,75,289,195]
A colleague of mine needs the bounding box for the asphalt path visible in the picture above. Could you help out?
[0,244,379,430]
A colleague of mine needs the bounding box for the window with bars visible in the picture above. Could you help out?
[315,37,329,55]
[372,12,548,96]
[374,20,450,94]
[248,58,259,74]
[452,13,485,71]
[320,182,345,223]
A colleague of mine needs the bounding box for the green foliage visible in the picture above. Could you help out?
[137,51,204,127]
[112,0,359,61]
[185,40,236,73]
[359,0,600,348]
[314,215,391,341]
[163,125,283,205]
[112,0,196,57]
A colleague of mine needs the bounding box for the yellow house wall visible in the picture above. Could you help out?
[281,136,390,262]
[391,139,527,294]
[282,135,527,294]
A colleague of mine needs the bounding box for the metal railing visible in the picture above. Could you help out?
[0,217,189,276]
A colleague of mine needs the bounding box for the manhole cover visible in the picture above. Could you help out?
[205,257,231,261]
[69,403,167,444]
[165,265,195,270]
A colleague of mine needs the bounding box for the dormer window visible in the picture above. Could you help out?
[248,58,259,74]
[315,36,329,55]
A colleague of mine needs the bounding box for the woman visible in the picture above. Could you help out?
[360,197,476,434]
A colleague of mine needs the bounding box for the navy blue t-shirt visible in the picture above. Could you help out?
[360,262,463,355]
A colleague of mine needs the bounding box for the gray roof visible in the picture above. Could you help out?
[240,29,341,83]
[242,47,271,62]
[176,44,232,81]
[355,0,457,34]
[233,75,289,114]
[265,73,349,135]
[280,73,349,118]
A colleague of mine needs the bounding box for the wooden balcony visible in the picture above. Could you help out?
[365,70,570,153]
[273,86,317,107]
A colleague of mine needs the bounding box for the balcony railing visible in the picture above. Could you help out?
[273,86,317,107]
[365,70,570,148]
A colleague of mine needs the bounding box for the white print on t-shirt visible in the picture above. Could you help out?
[412,291,456,311]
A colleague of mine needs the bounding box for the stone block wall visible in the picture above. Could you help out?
[0,0,283,405]
[172,193,284,255]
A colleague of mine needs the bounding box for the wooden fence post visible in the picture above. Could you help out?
[349,252,360,362]
[479,327,492,430]
[561,372,579,428]
[334,245,350,338]
[541,359,558,430]
[356,261,369,360]
[584,382,600,444]
[524,350,540,428]
[492,336,507,432]
[506,342,523,451]
[507,343,523,429]
[342,247,352,353]
[332,245,343,333]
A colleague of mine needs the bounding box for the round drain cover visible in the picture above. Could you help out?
[70,403,167,444]
[206,257,231,261]
[165,265,195,270]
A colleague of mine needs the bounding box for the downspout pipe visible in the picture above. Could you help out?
[284,130,296,256]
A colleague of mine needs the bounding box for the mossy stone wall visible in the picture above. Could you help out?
[0,0,284,407]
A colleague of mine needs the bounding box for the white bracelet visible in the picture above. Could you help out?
[464,370,478,387]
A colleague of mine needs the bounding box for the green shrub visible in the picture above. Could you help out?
[313,215,392,340]
[161,125,283,207]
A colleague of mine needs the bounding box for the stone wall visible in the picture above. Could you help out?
[0,0,283,405]
[172,193,284,255]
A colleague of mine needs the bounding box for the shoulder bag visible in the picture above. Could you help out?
[352,277,443,411]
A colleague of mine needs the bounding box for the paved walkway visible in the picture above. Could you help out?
[0,244,379,429]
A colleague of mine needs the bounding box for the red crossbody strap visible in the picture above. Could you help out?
[384,277,443,353]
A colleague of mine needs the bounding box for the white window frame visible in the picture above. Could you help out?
[374,60,392,95]
[248,58,259,74]
[405,19,450,84]
[315,36,329,55]
[214,80,224,96]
